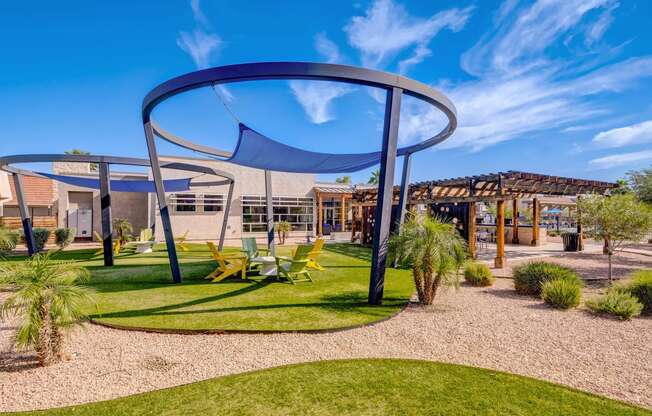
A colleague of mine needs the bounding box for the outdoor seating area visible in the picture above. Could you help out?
[2,3,652,414]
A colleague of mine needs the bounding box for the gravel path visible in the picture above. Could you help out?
[2,276,651,412]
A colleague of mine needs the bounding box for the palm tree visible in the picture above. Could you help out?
[389,214,467,305]
[336,176,352,184]
[368,169,380,185]
[112,218,133,245]
[0,227,20,258]
[0,253,95,366]
[276,221,291,245]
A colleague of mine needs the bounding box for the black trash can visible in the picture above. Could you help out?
[561,232,579,251]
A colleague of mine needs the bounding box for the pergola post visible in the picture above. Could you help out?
[531,197,540,246]
[340,194,346,232]
[218,181,234,251]
[576,196,584,251]
[369,87,402,305]
[12,173,36,256]
[265,170,275,256]
[495,199,506,268]
[350,203,357,242]
[512,198,520,244]
[393,153,412,266]
[99,162,114,267]
[467,202,477,259]
[317,193,323,236]
[144,121,182,283]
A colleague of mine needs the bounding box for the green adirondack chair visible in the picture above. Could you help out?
[241,237,270,270]
[275,244,314,284]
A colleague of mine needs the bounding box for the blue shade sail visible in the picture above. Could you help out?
[37,172,192,192]
[227,124,408,173]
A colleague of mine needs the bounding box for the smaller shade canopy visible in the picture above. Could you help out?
[227,124,409,174]
[37,172,191,193]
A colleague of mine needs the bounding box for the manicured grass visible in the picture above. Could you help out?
[6,359,650,416]
[3,243,414,331]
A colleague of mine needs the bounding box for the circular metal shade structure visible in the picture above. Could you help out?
[141,61,458,302]
[0,154,235,277]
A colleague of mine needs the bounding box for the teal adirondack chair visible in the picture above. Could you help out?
[241,237,270,270]
[275,244,314,284]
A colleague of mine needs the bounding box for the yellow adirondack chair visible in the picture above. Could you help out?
[175,230,190,251]
[205,242,247,282]
[93,231,121,256]
[293,238,325,271]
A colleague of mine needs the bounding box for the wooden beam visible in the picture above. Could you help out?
[495,200,505,268]
[340,194,346,232]
[531,197,540,246]
[468,202,477,259]
[318,194,323,236]
[577,195,584,251]
[512,198,520,244]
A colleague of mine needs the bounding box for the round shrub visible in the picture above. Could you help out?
[625,270,652,314]
[512,261,579,296]
[541,277,582,309]
[32,228,51,252]
[0,227,20,256]
[464,262,494,287]
[586,288,643,320]
[54,227,75,249]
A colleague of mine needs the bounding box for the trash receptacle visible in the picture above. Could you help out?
[561,232,579,251]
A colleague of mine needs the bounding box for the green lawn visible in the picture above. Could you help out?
[6,359,650,416]
[4,243,413,331]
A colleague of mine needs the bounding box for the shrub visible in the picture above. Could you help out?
[541,277,582,309]
[54,228,75,249]
[464,262,494,287]
[586,288,643,320]
[625,270,652,314]
[32,228,51,252]
[0,227,20,257]
[512,261,579,296]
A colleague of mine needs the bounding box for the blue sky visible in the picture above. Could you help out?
[2,0,652,184]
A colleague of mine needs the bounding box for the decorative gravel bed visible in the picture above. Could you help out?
[2,276,651,412]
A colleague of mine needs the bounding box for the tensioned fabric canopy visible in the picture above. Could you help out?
[37,172,192,193]
[226,124,410,173]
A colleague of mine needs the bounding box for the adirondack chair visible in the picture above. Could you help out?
[205,242,247,282]
[175,230,190,251]
[241,237,270,270]
[133,228,155,254]
[275,244,314,284]
[93,230,121,256]
[293,238,325,271]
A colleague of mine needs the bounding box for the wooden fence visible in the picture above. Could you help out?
[0,216,58,244]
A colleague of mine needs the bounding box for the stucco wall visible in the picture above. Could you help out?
[152,157,317,245]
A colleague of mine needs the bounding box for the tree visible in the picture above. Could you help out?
[276,221,291,245]
[0,227,20,258]
[335,176,351,184]
[65,149,97,171]
[612,178,633,196]
[368,169,380,185]
[0,253,95,366]
[577,194,652,283]
[626,167,652,204]
[389,214,467,305]
[112,218,133,245]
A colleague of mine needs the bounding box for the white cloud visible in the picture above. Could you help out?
[289,81,352,124]
[593,119,652,148]
[589,150,652,169]
[344,0,473,70]
[314,32,342,64]
[176,29,222,69]
[394,0,652,151]
[585,2,618,47]
[190,0,209,27]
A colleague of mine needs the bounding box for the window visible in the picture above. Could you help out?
[241,195,313,233]
[169,193,225,213]
[203,194,224,212]
[171,194,196,212]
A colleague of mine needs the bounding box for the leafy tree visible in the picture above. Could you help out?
[626,166,652,204]
[577,194,652,282]
[368,169,380,185]
[335,176,352,184]
[611,178,633,195]
[276,221,291,245]
[0,253,95,366]
[65,149,97,171]
[389,214,466,305]
[112,218,133,245]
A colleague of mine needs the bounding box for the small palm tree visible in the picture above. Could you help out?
[276,221,292,245]
[0,253,95,366]
[368,169,380,185]
[389,214,467,305]
[112,218,133,245]
[0,227,20,258]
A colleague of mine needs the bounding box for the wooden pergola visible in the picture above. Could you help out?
[352,171,616,268]
[313,185,354,235]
